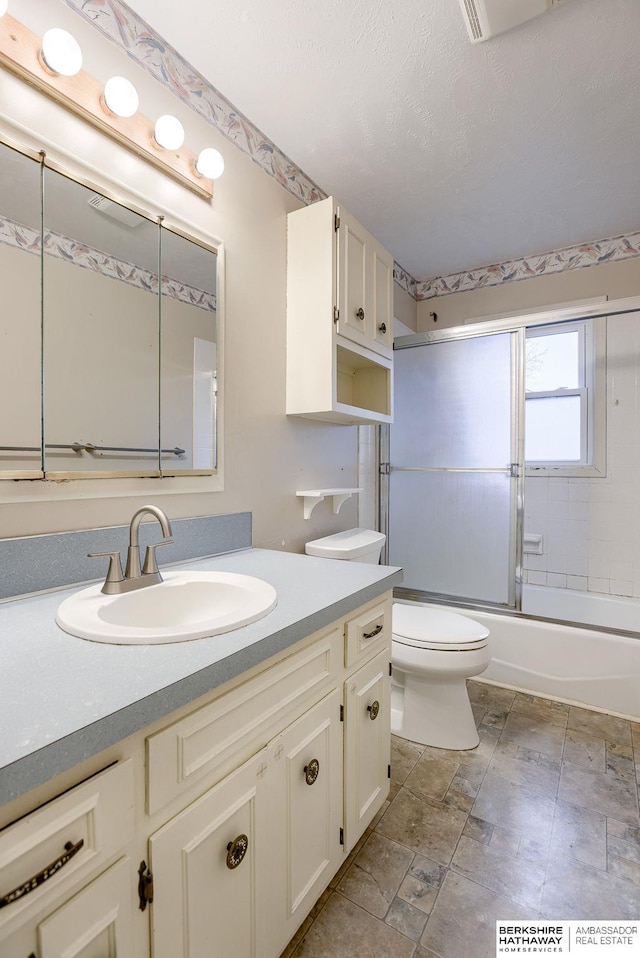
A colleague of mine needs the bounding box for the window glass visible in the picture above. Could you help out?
[525,330,580,392]
[525,395,582,461]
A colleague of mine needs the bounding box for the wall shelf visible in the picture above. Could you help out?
[296,488,362,520]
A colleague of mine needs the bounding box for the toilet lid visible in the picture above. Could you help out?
[392,604,489,649]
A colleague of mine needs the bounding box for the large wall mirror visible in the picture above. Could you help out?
[0,137,219,480]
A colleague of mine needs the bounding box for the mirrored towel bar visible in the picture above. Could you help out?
[0,443,185,456]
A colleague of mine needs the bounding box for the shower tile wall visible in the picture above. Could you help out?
[523,315,640,597]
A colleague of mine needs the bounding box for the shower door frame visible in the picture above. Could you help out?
[379,294,640,620]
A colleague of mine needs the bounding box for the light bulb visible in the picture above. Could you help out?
[103,76,139,118]
[41,28,83,77]
[154,114,185,151]
[196,148,225,180]
[0,1,8,17]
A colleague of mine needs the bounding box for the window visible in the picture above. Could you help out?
[525,318,606,476]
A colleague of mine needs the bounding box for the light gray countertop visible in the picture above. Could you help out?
[0,548,402,805]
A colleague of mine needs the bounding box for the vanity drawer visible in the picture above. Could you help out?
[0,760,134,935]
[147,625,342,815]
[345,595,392,668]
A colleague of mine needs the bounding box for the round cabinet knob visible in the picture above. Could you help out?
[367,700,380,721]
[304,758,320,785]
[226,834,249,869]
[355,307,365,321]
[378,323,387,334]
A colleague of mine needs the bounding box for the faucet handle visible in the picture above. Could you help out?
[142,539,175,575]
[88,551,124,589]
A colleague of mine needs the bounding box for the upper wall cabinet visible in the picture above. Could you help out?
[286,197,394,426]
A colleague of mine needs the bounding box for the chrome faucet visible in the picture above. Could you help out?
[89,504,174,594]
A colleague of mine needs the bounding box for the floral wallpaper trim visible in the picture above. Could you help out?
[62,0,416,297]
[417,231,640,300]
[63,2,640,302]
[0,215,216,311]
[63,0,326,207]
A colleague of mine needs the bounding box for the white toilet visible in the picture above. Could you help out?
[304,528,491,751]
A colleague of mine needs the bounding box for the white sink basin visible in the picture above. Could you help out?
[56,570,278,645]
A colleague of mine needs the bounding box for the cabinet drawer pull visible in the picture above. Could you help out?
[367,700,380,721]
[0,838,84,909]
[378,323,387,334]
[362,623,383,640]
[355,307,365,321]
[226,834,249,869]
[303,758,320,785]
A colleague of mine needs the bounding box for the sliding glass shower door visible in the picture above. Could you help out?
[387,330,521,607]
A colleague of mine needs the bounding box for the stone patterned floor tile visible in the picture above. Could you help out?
[472,703,487,726]
[511,692,570,727]
[471,772,557,840]
[559,759,640,826]
[391,735,425,785]
[489,825,521,858]
[607,848,640,885]
[481,707,510,729]
[549,799,607,870]
[451,834,546,909]
[397,874,439,915]
[467,680,517,711]
[487,743,561,797]
[607,818,640,860]
[500,710,566,760]
[385,896,429,941]
[336,831,414,919]
[404,754,460,804]
[463,814,494,845]
[541,856,640,919]
[290,893,416,958]
[407,855,447,889]
[631,722,640,750]
[567,706,632,747]
[420,871,532,958]
[563,728,606,772]
[376,787,468,866]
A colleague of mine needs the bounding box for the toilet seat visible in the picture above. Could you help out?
[392,604,489,652]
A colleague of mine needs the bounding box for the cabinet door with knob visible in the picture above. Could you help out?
[337,206,393,358]
[343,648,391,850]
[149,746,273,958]
[267,690,343,957]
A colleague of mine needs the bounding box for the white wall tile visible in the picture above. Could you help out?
[588,577,610,593]
[610,580,633,597]
[566,575,587,591]
[547,572,567,588]
[528,571,547,586]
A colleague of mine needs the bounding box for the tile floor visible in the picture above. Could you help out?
[281,680,640,958]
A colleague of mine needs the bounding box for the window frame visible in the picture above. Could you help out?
[524,317,606,478]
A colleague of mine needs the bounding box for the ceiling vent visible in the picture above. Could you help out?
[87,194,143,228]
[458,0,564,42]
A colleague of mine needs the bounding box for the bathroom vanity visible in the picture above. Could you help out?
[0,548,401,958]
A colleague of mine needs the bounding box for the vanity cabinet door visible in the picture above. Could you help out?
[37,857,134,958]
[149,747,272,958]
[268,690,343,957]
[343,648,391,851]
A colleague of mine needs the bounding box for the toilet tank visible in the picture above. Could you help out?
[304,528,386,563]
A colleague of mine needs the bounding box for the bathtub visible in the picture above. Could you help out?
[407,585,640,721]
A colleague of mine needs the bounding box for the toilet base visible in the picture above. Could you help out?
[391,673,480,750]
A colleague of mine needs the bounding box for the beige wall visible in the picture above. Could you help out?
[0,1,359,551]
[393,283,418,332]
[417,257,640,330]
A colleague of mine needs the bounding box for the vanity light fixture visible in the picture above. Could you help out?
[196,147,225,180]
[102,75,139,118]
[154,114,185,151]
[0,12,220,199]
[40,28,83,77]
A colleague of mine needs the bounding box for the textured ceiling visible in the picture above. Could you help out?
[123,0,640,281]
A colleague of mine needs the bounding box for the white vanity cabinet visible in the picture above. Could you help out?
[0,591,392,958]
[286,196,394,425]
[149,690,343,958]
[0,762,136,958]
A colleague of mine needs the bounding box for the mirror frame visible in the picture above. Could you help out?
[0,127,224,502]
